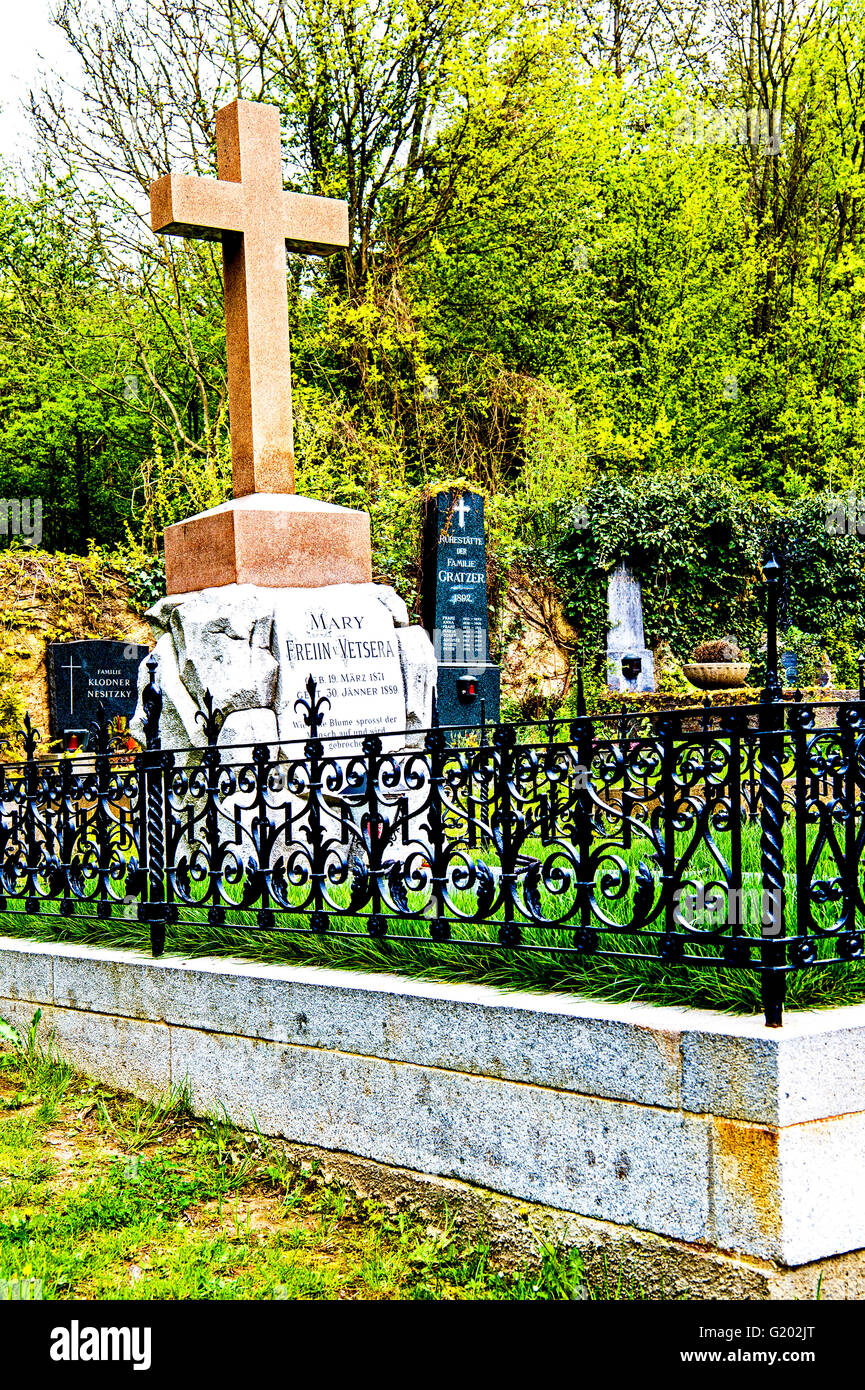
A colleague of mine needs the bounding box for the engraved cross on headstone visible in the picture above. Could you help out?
[150,100,349,498]
[62,655,83,711]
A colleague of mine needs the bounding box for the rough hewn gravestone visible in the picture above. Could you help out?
[47,640,150,743]
[131,583,436,754]
[421,488,500,726]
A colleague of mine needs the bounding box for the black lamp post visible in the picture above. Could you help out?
[762,553,782,703]
[759,552,786,1026]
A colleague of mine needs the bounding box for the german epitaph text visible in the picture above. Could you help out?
[421,489,500,726]
[47,640,149,744]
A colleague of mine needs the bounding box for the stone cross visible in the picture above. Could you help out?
[150,99,349,498]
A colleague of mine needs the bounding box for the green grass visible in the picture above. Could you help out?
[0,1024,667,1301]
[1,812,863,1018]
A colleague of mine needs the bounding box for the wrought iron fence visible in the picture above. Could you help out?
[1,561,864,1026]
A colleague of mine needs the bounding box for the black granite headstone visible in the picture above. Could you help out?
[421,488,500,727]
[47,640,149,745]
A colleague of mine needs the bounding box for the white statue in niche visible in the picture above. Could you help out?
[606,562,655,693]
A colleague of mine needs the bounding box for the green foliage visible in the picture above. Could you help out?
[122,558,166,613]
[2,0,865,680]
[555,472,865,682]
[0,1042,652,1299]
[0,640,26,743]
[107,532,167,612]
[0,180,156,550]
[779,627,825,686]
[557,471,763,668]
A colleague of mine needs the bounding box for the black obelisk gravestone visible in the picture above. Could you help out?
[47,640,149,746]
[421,488,500,727]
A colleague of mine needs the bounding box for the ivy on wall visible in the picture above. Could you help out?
[554,473,865,687]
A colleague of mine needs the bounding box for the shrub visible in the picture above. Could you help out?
[555,472,865,680]
[691,637,746,662]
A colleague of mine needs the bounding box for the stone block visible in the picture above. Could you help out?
[168,1026,712,1240]
[130,631,203,751]
[0,997,44,1043]
[132,580,434,761]
[0,938,55,1004]
[681,1003,865,1125]
[710,1116,783,1260]
[164,494,372,595]
[709,1109,865,1264]
[51,946,177,1024]
[170,587,277,712]
[777,1112,865,1265]
[43,946,683,1106]
[682,1027,781,1124]
[217,707,279,751]
[0,997,170,1098]
[396,625,437,731]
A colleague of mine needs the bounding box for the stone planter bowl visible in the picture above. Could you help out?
[682,661,752,689]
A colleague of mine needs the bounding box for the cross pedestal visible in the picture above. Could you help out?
[151,99,371,594]
[163,493,370,594]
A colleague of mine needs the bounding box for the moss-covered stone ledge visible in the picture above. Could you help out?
[593,686,857,723]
